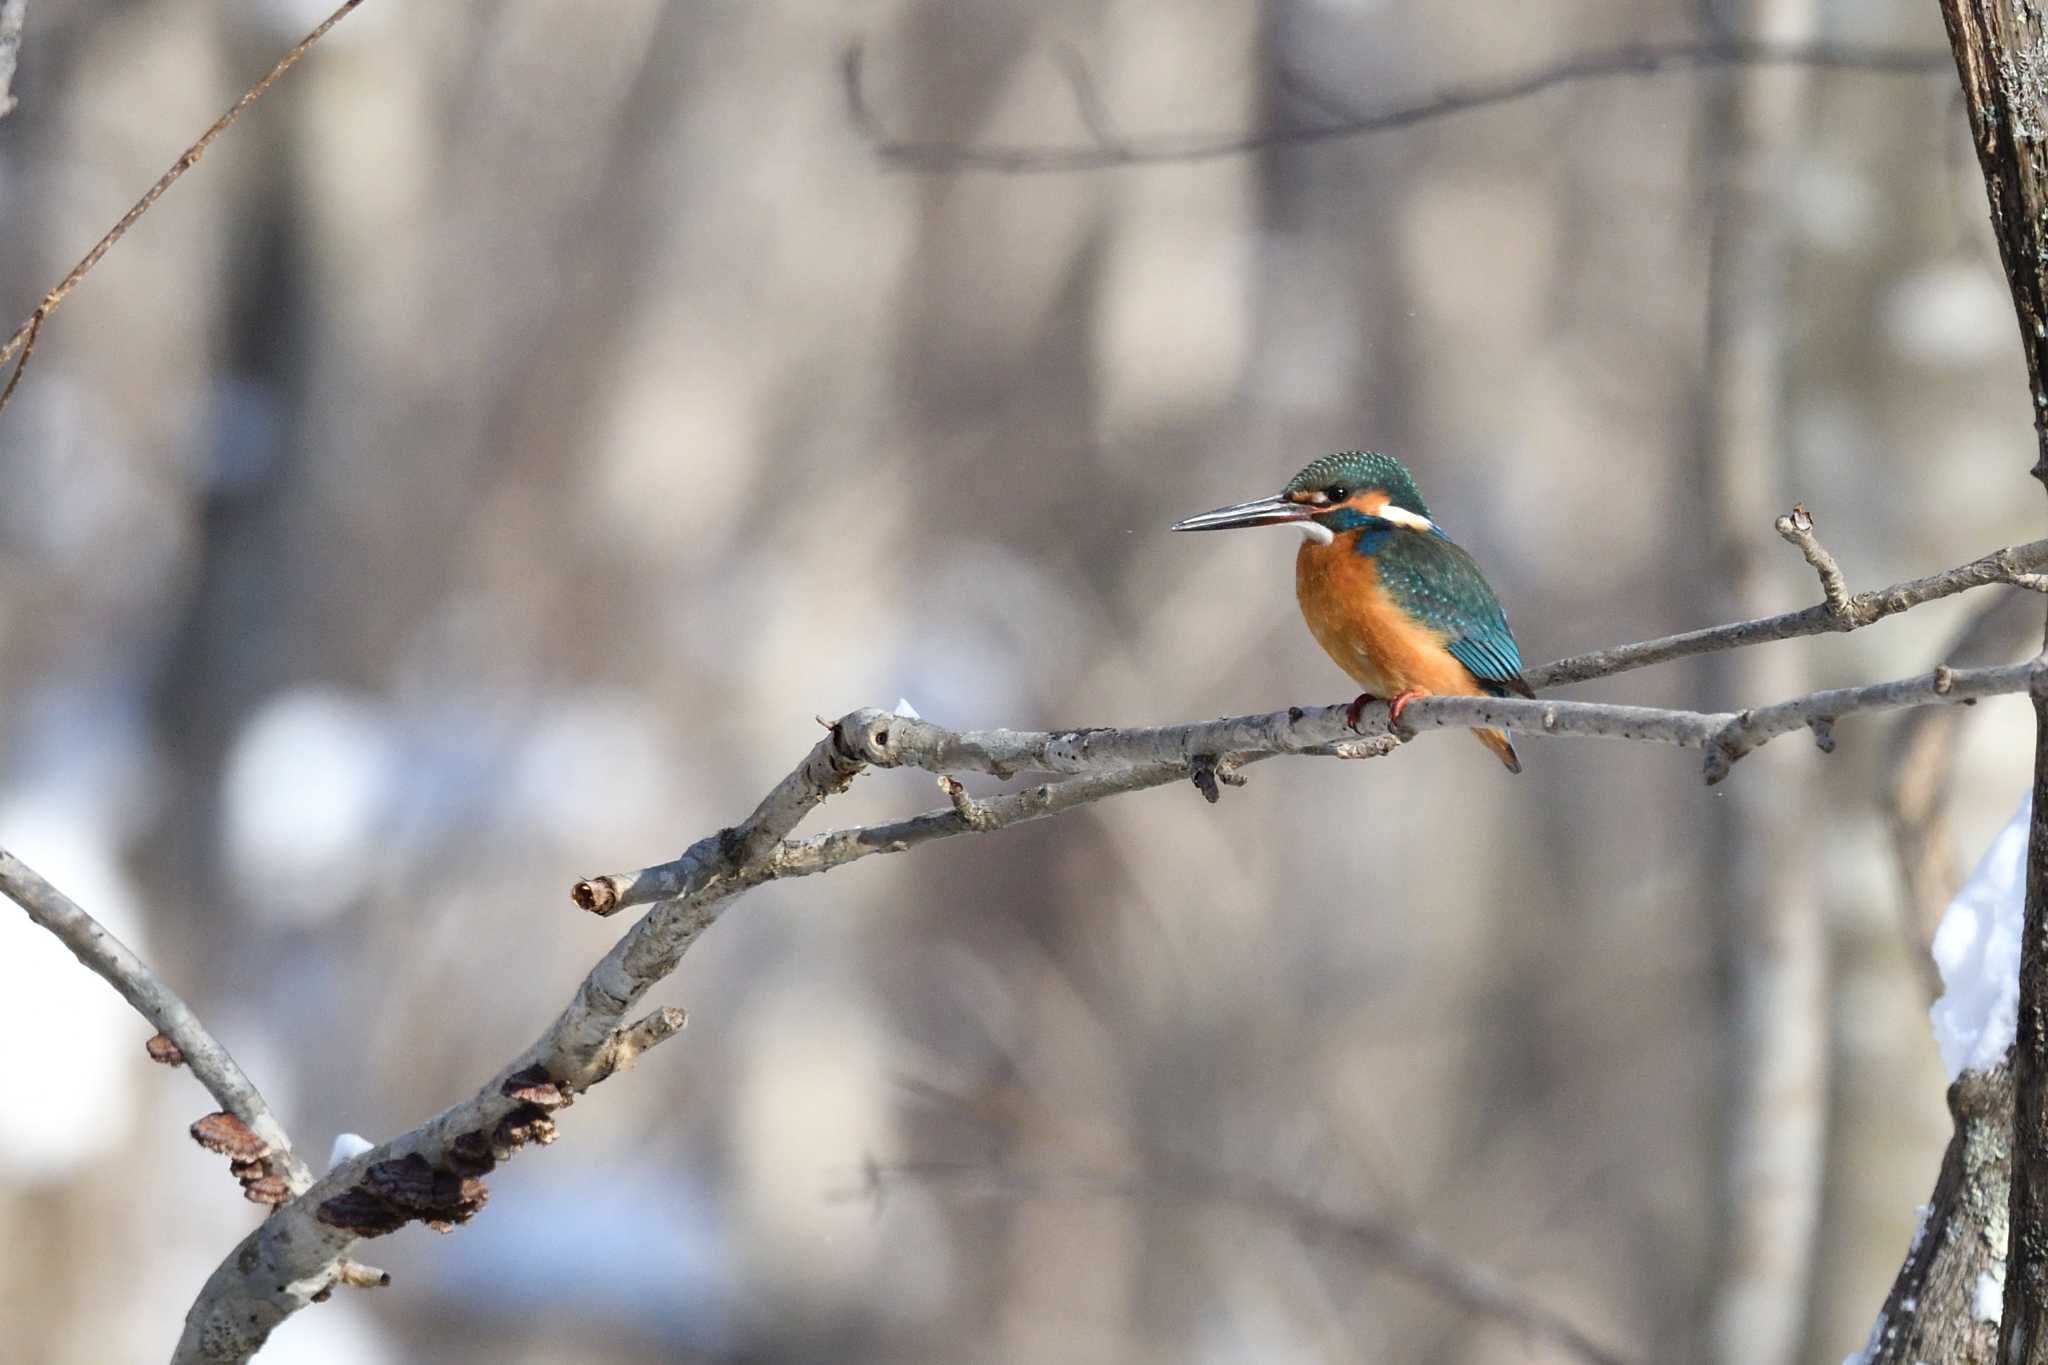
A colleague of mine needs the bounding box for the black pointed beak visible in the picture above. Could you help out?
[1170,495,1313,532]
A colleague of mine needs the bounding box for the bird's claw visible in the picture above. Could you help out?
[1388,688,1430,724]
[1346,688,1430,731]
[1344,693,1378,731]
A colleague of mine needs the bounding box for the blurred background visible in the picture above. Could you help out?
[0,1,2040,1361]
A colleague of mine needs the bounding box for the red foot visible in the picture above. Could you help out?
[1344,692,1380,731]
[1388,687,1431,724]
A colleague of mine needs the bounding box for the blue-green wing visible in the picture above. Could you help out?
[1373,531,1533,697]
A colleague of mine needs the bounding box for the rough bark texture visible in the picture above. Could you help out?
[1867,1069,2010,1365]
[1938,0,2048,485]
[1925,5,2048,1361]
[2016,694,2048,1361]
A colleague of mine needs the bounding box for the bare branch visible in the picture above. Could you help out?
[173,726,858,1362]
[1271,62,1368,128]
[1774,503,1852,623]
[581,655,2047,921]
[936,774,996,830]
[1050,42,1124,155]
[865,1158,1635,1365]
[177,527,2048,1356]
[0,850,311,1193]
[607,1005,688,1073]
[0,0,364,420]
[1529,536,2048,688]
[845,36,1950,175]
[1699,658,2043,782]
[0,0,24,120]
[571,719,869,915]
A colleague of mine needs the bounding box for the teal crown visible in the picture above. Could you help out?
[1284,451,1430,518]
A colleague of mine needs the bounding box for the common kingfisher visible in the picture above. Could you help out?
[1172,451,1533,772]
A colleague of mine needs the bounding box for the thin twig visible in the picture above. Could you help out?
[1048,41,1125,155]
[1529,535,2048,688]
[1774,503,1852,622]
[0,850,311,1193]
[0,0,364,420]
[845,36,1951,174]
[1272,63,1368,128]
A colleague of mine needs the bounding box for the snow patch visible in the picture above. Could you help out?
[220,688,399,926]
[1930,793,2033,1079]
[0,798,148,1178]
[328,1132,374,1170]
[1977,1267,2005,1323]
[1841,1308,1885,1365]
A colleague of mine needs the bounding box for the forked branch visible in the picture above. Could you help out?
[149,521,2048,1359]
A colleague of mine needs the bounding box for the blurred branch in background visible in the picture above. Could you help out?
[843,33,1949,174]
[1885,591,2042,1001]
[861,1157,1636,1365]
[865,1072,1637,1364]
[0,0,362,419]
[0,0,24,119]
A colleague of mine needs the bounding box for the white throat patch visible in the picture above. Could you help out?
[1298,522,1335,545]
[1377,505,1435,532]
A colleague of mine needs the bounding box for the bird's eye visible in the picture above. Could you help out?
[1325,485,1351,502]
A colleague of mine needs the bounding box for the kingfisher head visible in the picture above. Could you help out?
[1171,451,1435,545]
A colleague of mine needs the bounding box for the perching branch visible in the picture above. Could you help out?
[0,0,363,420]
[0,850,313,1197]
[172,519,2048,1360]
[570,658,2042,925]
[844,35,1950,174]
[576,521,2048,919]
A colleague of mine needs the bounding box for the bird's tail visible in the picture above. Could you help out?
[1472,727,1521,774]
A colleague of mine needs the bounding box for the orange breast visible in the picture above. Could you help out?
[1294,537,1485,698]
